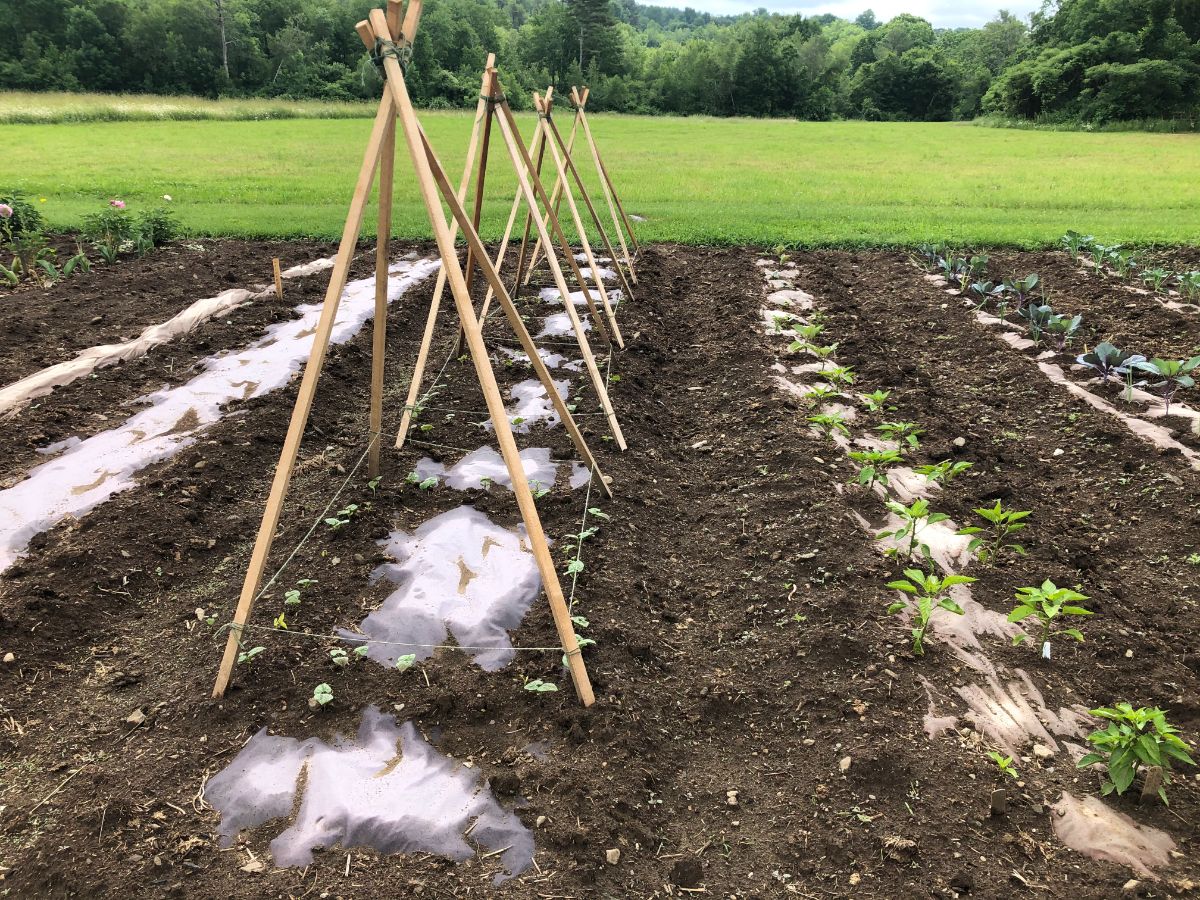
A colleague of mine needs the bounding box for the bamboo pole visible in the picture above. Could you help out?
[213,95,394,698]
[394,54,495,450]
[490,72,626,450]
[366,8,593,704]
[572,87,638,283]
[368,106,397,478]
[534,92,623,348]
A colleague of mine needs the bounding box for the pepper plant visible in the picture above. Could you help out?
[914,460,973,484]
[877,421,923,452]
[1077,704,1195,804]
[959,500,1028,565]
[885,568,974,656]
[848,448,903,491]
[878,498,948,562]
[1008,580,1092,658]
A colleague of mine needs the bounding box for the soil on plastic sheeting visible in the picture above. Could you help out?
[0,236,339,386]
[0,243,1199,899]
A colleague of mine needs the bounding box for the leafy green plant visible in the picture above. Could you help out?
[1177,271,1200,300]
[324,503,359,530]
[1021,302,1054,344]
[914,460,973,484]
[395,653,416,673]
[1076,343,1146,383]
[849,448,903,490]
[824,365,856,386]
[959,500,1029,565]
[808,411,849,438]
[237,644,265,665]
[876,421,922,452]
[859,390,891,413]
[878,498,949,562]
[1089,242,1112,272]
[1108,248,1138,280]
[311,682,334,707]
[329,645,369,667]
[1077,704,1195,804]
[0,190,44,236]
[82,201,134,263]
[885,568,974,656]
[1131,357,1200,415]
[988,751,1019,779]
[1008,580,1092,658]
[136,206,180,248]
[1044,311,1083,350]
[1141,267,1172,293]
[805,384,838,404]
[1060,231,1093,260]
[523,678,558,693]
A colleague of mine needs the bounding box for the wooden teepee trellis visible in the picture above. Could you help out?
[213,1,636,707]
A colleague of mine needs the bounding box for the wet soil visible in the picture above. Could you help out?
[0,244,1198,899]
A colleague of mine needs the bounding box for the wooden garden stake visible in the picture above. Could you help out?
[365,6,593,703]
[271,258,283,299]
[213,96,395,699]
[368,100,397,479]
[1140,766,1163,804]
[989,788,1007,817]
[395,54,496,450]
[572,86,639,282]
[533,92,623,347]
[522,95,581,284]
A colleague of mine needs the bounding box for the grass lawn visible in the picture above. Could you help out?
[3,102,1199,246]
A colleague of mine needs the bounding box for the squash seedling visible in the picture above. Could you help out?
[885,568,974,656]
[523,678,558,693]
[878,498,949,562]
[237,644,265,665]
[914,460,973,484]
[325,503,359,531]
[395,653,416,673]
[1078,704,1195,804]
[311,683,334,708]
[1008,580,1092,658]
[849,448,903,491]
[959,500,1029,565]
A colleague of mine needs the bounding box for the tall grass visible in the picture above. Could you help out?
[972,114,1200,134]
[0,91,377,124]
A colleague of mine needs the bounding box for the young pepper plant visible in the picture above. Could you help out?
[1077,704,1195,804]
[886,569,975,656]
[959,500,1029,565]
[1008,580,1092,659]
[878,498,949,563]
[848,448,903,491]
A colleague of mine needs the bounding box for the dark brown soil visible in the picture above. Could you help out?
[1,243,1198,899]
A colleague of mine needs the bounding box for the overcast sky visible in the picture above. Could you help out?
[680,0,1045,29]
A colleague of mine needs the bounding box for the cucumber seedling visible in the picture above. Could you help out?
[885,568,975,656]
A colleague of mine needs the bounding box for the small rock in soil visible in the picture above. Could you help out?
[726,789,739,806]
[2,652,14,664]
[670,858,703,888]
[126,708,146,726]
[839,756,852,773]
[605,848,621,865]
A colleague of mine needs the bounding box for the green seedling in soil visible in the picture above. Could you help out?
[988,751,1019,779]
[808,412,849,438]
[284,589,302,606]
[1130,356,1200,416]
[311,683,334,707]
[849,448,903,491]
[860,390,891,413]
[1141,267,1172,293]
[1076,343,1146,383]
[530,480,551,499]
[1008,579,1092,658]
[806,384,838,404]
[959,500,1029,565]
[1021,302,1054,344]
[914,460,973,484]
[523,678,558,693]
[877,421,923,452]
[324,503,359,531]
[1044,312,1083,351]
[1178,272,1200,300]
[969,279,1001,306]
[367,476,382,495]
[406,471,438,490]
[809,343,838,362]
[1108,248,1138,280]
[1060,231,1094,261]
[329,645,369,668]
[824,365,856,386]
[878,498,949,562]
[792,322,825,343]
[588,507,610,521]
[273,612,288,629]
[886,568,974,656]
[395,653,416,673]
[237,644,264,665]
[1078,704,1195,804]
[562,634,597,667]
[1089,242,1112,272]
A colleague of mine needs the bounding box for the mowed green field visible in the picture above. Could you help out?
[5,105,1200,246]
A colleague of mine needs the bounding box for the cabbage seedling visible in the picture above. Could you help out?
[914,460,973,484]
[1141,267,1172,293]
[878,498,949,561]
[1076,343,1145,382]
[1108,249,1138,279]
[1078,704,1195,804]
[1131,357,1200,415]
[1177,272,1200,299]
[849,448,903,490]
[1060,231,1093,260]
[959,500,1029,565]
[885,568,974,656]
[1008,580,1092,658]
[1044,312,1083,350]
[877,421,923,452]
[1021,303,1054,345]
[1002,274,1040,312]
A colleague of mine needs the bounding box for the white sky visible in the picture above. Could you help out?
[681,0,1045,29]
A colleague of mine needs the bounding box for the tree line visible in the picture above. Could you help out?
[1,0,1197,125]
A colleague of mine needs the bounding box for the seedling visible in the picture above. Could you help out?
[1141,267,1172,293]
[237,645,265,665]
[860,390,891,413]
[1021,302,1054,345]
[987,751,1019,779]
[324,503,359,531]
[1089,242,1112,272]
[809,343,839,362]
[824,365,856,386]
[877,498,949,562]
[790,322,825,346]
[1076,343,1146,383]
[969,279,1001,305]
[1060,231,1093,261]
[877,421,923,452]
[1108,248,1138,280]
[1078,704,1194,804]
[311,683,334,707]
[914,460,973,484]
[1008,580,1092,658]
[849,448,903,490]
[523,678,558,693]
[530,480,551,499]
[395,653,416,673]
[807,412,849,438]
[1044,312,1083,350]
[885,568,974,656]
[367,476,382,495]
[1177,271,1200,299]
[329,645,369,668]
[959,500,1029,565]
[805,384,838,404]
[1131,357,1200,415]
